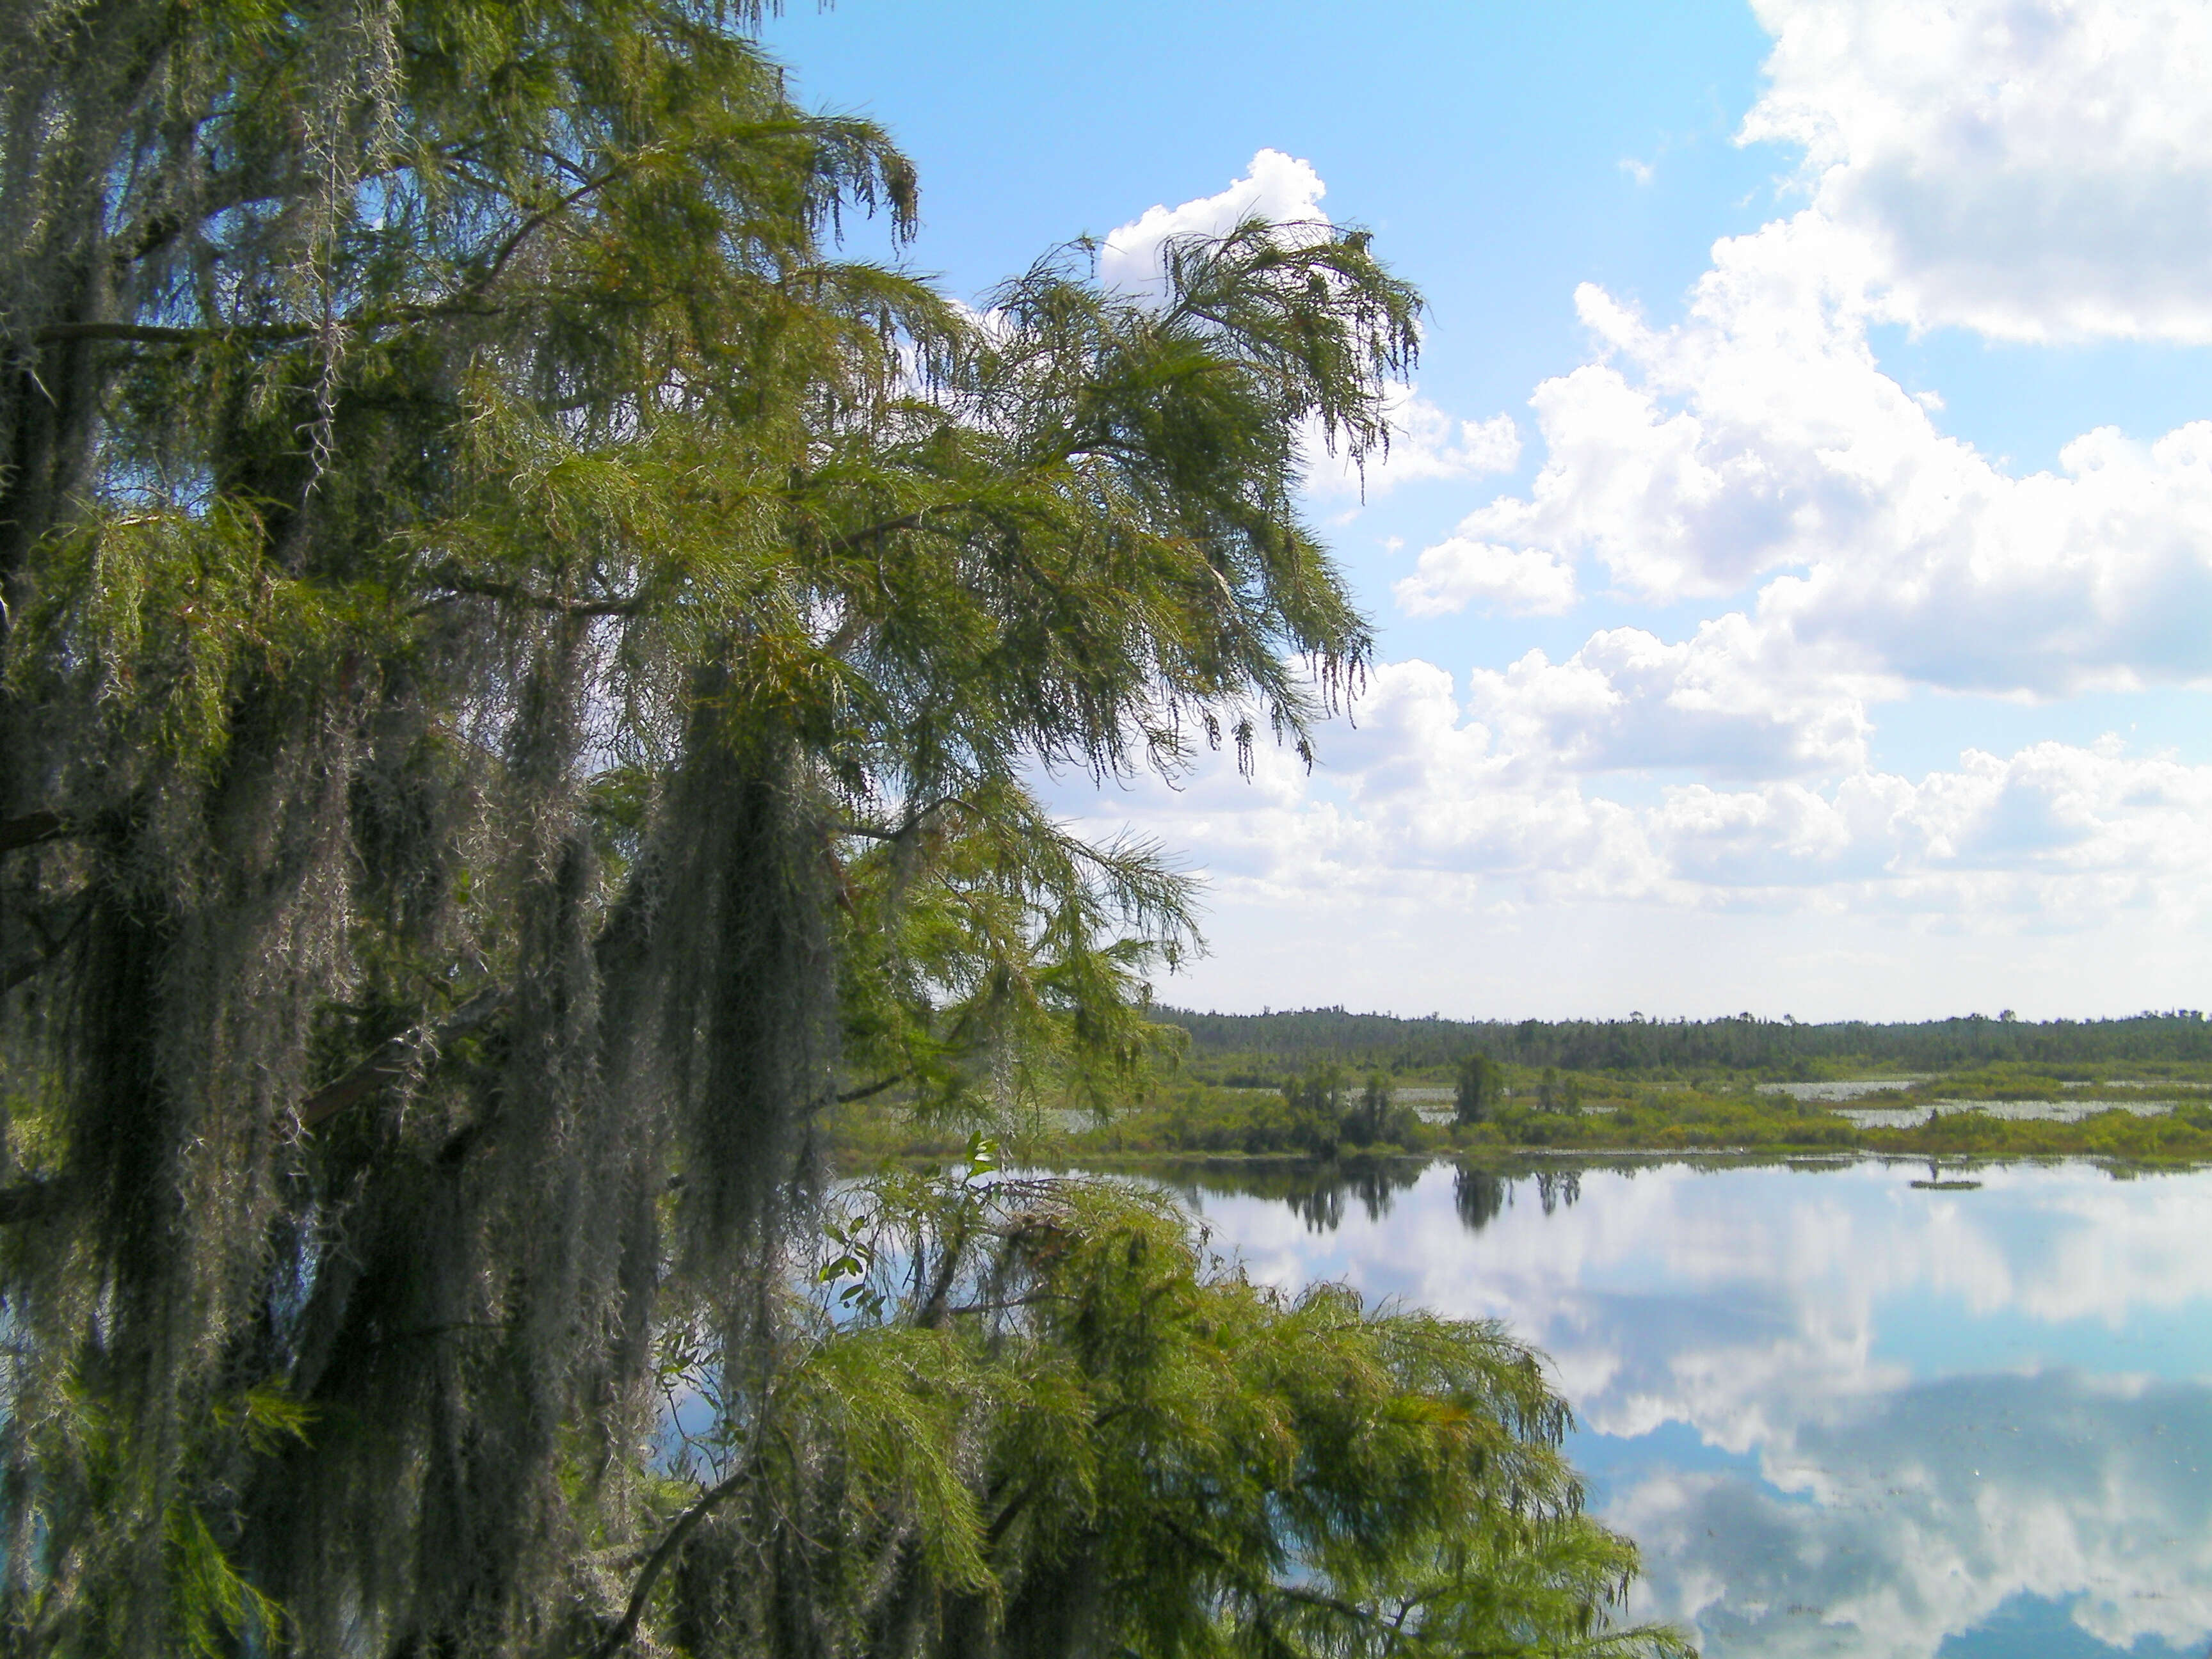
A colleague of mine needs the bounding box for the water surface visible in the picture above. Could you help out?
[1157,1157,2212,1659]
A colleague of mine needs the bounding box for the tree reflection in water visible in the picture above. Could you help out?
[1284,1161,1424,1231]
[1455,1167,1508,1233]
[1450,1166,1578,1231]
[1537,1167,1582,1216]
[1159,1158,1610,1237]
[1151,1157,1427,1232]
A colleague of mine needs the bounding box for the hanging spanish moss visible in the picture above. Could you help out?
[0,6,1687,1658]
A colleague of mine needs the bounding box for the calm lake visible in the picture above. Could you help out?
[1146,1156,2212,1659]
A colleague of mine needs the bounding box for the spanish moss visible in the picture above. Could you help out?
[0,7,1683,1657]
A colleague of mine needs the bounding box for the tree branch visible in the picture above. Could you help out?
[426,569,645,618]
[0,1181,59,1226]
[826,509,928,553]
[469,164,632,296]
[833,796,975,845]
[819,498,1009,560]
[913,1216,968,1327]
[590,1457,757,1659]
[298,986,509,1129]
[34,300,509,350]
[31,321,284,346]
[0,892,88,995]
[835,1072,908,1106]
[0,812,68,854]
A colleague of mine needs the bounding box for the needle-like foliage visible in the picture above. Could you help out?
[653,1166,1694,1659]
[0,5,1683,1656]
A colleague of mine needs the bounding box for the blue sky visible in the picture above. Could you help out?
[764,1,2212,1020]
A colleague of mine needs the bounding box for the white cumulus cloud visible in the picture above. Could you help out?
[1404,1,2212,705]
[1098,148,1329,297]
[1395,537,1576,617]
[1304,384,1521,497]
[1409,212,2212,696]
[1747,0,2212,342]
[1057,660,2212,924]
[1068,26,2212,1009]
[1464,618,1879,778]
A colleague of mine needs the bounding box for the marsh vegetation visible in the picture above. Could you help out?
[830,1009,2212,1168]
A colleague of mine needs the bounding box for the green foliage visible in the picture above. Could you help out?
[833,781,1198,1125]
[9,500,362,774]
[1349,1069,1393,1144]
[1285,1062,1352,1155]
[1161,1006,2212,1077]
[7,1377,310,1659]
[974,1059,2212,1167]
[1455,1050,1503,1125]
[1461,1093,1856,1154]
[3,5,1643,1658]
[641,1171,1689,1659]
[164,1505,288,1659]
[1859,1102,2212,1161]
[1054,1078,1442,1160]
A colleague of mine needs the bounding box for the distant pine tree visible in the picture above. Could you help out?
[1455,1050,1503,1123]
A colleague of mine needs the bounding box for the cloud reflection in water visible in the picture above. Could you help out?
[1166,1158,2212,1658]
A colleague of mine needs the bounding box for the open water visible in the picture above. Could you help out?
[1150,1155,2212,1659]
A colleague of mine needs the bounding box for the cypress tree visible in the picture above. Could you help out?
[0,6,1683,1655]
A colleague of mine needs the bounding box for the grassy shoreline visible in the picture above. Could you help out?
[829,1116,2212,1171]
[826,1060,2212,1170]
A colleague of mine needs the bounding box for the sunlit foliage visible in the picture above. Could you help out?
[647,1163,1693,1659]
[0,3,1677,1655]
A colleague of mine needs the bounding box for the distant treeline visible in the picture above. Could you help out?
[1156,1006,2212,1077]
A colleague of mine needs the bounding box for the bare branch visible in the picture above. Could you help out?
[425,569,646,618]
[469,164,634,295]
[835,1073,908,1105]
[0,1181,58,1226]
[33,300,509,350]
[299,986,510,1129]
[0,812,68,854]
[589,1458,757,1659]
